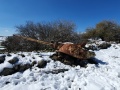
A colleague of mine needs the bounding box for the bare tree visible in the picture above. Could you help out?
[6,20,81,51]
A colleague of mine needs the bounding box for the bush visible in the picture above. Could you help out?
[82,20,120,42]
[3,20,82,52]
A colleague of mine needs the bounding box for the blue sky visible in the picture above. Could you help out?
[0,0,120,36]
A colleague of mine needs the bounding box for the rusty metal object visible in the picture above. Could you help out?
[15,35,52,46]
[15,35,95,59]
[58,44,95,59]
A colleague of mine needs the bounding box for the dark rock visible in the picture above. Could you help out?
[37,60,47,68]
[0,68,15,76]
[0,55,6,64]
[8,57,19,64]
[19,64,32,72]
[5,81,10,84]
[39,55,42,57]
[18,54,25,57]
[14,64,20,71]
[85,43,111,50]
[0,63,33,76]
[85,45,98,51]
[98,43,111,49]
[20,54,25,57]
[32,57,35,59]
[7,53,12,57]
[14,63,32,72]
[31,61,37,66]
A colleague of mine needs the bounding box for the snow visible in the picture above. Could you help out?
[0,36,7,41]
[0,44,120,90]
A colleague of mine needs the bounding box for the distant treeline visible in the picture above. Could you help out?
[2,20,120,52]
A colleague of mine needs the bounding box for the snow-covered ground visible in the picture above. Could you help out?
[0,44,120,90]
